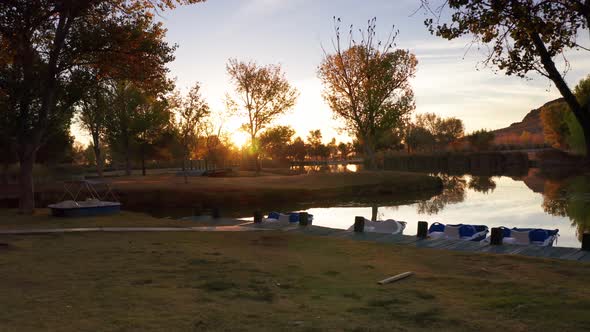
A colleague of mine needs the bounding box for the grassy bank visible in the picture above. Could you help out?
[0,218,588,331]
[0,209,210,230]
[30,171,442,210]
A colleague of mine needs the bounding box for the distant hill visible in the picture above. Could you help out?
[492,98,565,141]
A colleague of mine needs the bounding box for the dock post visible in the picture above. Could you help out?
[490,228,503,245]
[253,211,263,224]
[212,207,221,219]
[299,212,310,226]
[582,233,590,251]
[192,205,202,217]
[354,216,365,233]
[417,221,428,239]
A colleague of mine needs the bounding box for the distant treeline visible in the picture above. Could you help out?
[383,151,530,177]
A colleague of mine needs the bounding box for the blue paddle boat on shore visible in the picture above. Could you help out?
[428,222,489,242]
[496,227,559,247]
[264,212,313,224]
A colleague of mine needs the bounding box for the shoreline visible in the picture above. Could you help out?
[3,171,443,210]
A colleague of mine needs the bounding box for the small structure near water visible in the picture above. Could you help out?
[48,178,121,217]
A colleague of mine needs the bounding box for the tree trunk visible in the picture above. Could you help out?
[254,151,261,173]
[124,139,131,176]
[363,139,377,170]
[91,133,104,178]
[141,145,146,176]
[18,148,36,214]
[371,205,378,222]
[93,145,104,178]
[530,32,590,157]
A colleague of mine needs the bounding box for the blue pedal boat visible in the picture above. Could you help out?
[48,178,121,217]
[428,222,489,241]
[498,227,559,247]
[264,212,313,224]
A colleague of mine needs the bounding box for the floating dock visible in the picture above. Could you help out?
[242,222,590,263]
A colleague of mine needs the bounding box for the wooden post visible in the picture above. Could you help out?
[212,207,221,219]
[417,221,428,239]
[582,233,590,251]
[354,216,365,233]
[299,212,309,226]
[490,227,503,246]
[192,205,202,217]
[253,211,263,224]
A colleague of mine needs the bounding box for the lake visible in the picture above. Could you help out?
[166,166,589,249]
[263,170,589,249]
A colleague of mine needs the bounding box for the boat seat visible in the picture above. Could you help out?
[510,230,531,245]
[443,225,461,240]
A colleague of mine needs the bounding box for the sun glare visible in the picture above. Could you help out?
[231,131,250,148]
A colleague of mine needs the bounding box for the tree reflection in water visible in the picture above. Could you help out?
[416,175,497,215]
[417,175,467,215]
[542,176,590,242]
[468,176,497,194]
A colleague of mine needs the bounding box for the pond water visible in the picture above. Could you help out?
[163,166,589,249]
[289,164,362,173]
[300,173,590,248]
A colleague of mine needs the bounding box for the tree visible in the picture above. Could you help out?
[132,95,171,176]
[77,77,113,177]
[423,0,590,156]
[338,142,351,160]
[540,76,590,153]
[288,137,307,162]
[415,113,465,149]
[437,117,465,146]
[259,126,296,161]
[318,17,417,169]
[541,102,570,149]
[201,116,231,167]
[107,82,144,175]
[406,125,435,153]
[467,129,495,151]
[0,0,203,214]
[174,83,210,178]
[307,130,323,159]
[107,82,172,176]
[226,59,299,172]
[327,138,338,159]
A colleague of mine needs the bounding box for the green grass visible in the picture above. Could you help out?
[0,209,211,230]
[0,214,589,331]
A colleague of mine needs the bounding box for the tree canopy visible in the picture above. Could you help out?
[423,0,590,156]
[318,18,417,168]
[0,0,204,213]
[226,58,299,171]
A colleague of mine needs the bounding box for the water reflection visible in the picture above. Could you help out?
[542,176,590,241]
[468,176,497,194]
[290,163,361,173]
[417,175,467,215]
[305,172,589,247]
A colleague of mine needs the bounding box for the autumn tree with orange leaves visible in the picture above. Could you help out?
[318,18,417,169]
[0,0,205,214]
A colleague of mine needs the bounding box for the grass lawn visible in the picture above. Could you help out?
[0,213,589,331]
[0,209,213,230]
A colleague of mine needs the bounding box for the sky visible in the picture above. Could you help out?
[74,0,590,146]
